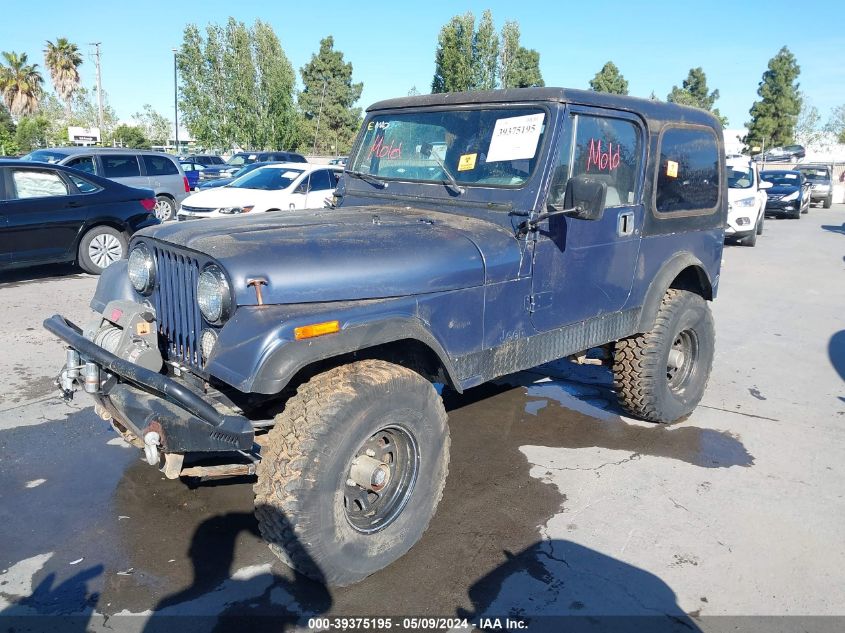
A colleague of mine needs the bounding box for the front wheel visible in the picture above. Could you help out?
[254,360,450,586]
[613,289,715,423]
[824,196,832,209]
[756,212,764,235]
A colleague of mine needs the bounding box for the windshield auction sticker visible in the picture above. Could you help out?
[486,113,545,162]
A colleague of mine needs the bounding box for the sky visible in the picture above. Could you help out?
[2,0,843,134]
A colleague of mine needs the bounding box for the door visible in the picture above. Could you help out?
[142,154,182,196]
[1,166,92,264]
[98,154,147,190]
[530,108,645,332]
[305,169,340,208]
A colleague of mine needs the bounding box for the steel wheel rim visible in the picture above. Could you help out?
[666,329,699,393]
[88,234,123,269]
[343,425,420,534]
[153,199,171,221]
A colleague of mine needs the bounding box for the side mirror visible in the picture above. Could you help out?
[562,175,608,221]
[759,180,773,190]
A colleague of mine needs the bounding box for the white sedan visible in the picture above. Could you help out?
[176,163,343,220]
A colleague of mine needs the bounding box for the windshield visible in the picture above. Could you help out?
[727,166,753,189]
[229,166,303,190]
[348,107,548,188]
[226,153,259,167]
[761,172,800,186]
[21,150,69,164]
[799,169,829,182]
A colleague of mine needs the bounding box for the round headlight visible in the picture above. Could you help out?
[197,265,232,324]
[128,243,155,294]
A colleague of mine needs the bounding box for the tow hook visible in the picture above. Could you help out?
[143,431,161,465]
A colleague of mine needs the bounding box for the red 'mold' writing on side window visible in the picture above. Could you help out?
[586,139,620,172]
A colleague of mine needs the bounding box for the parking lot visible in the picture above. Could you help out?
[1,205,844,630]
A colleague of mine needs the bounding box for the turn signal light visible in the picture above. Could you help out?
[294,320,340,340]
[140,198,157,212]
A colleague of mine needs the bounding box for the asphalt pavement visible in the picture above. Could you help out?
[1,206,844,631]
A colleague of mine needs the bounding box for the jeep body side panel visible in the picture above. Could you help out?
[209,288,484,394]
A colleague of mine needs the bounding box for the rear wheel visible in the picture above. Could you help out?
[254,359,450,586]
[613,289,715,423]
[78,226,127,274]
[153,196,175,222]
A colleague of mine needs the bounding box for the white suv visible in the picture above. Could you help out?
[725,158,771,247]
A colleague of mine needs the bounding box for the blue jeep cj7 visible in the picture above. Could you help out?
[46,88,726,586]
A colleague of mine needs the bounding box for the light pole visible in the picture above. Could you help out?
[312,77,328,155]
[172,48,179,154]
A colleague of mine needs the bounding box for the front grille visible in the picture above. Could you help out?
[152,246,204,370]
[180,205,215,213]
[767,194,784,201]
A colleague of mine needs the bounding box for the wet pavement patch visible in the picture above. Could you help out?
[1,368,751,621]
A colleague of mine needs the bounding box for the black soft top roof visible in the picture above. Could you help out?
[368,87,722,131]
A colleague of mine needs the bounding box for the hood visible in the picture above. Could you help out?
[765,184,800,195]
[140,206,522,305]
[181,187,286,210]
[727,188,756,202]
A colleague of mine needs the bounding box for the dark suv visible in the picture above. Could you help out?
[198,150,307,182]
[46,88,726,587]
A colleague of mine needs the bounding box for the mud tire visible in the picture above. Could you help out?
[613,289,715,423]
[253,359,450,586]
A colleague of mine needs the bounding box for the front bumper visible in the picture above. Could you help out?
[44,314,254,452]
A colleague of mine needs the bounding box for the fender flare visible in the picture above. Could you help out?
[636,252,713,332]
[247,317,463,394]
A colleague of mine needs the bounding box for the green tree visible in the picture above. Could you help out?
[112,124,150,148]
[0,102,18,155]
[825,104,845,144]
[44,38,82,117]
[178,20,299,150]
[0,51,43,117]
[473,10,498,91]
[299,36,363,155]
[745,47,801,150]
[432,12,475,93]
[589,61,628,95]
[794,93,824,148]
[253,19,298,150]
[667,67,727,125]
[132,104,171,146]
[14,114,49,150]
[508,47,544,88]
[498,21,543,88]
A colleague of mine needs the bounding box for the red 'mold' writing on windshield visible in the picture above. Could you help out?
[369,138,402,159]
[586,139,620,172]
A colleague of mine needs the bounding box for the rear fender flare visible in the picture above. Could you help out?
[636,252,713,332]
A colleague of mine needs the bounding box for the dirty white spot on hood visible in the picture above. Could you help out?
[25,478,46,488]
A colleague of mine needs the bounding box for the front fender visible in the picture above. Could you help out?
[206,300,461,395]
[90,260,136,313]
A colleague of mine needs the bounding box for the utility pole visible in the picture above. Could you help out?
[89,43,104,137]
[312,77,328,155]
[172,48,179,154]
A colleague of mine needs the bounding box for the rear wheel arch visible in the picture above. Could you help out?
[637,254,713,332]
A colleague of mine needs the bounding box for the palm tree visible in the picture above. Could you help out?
[44,38,82,116]
[0,51,43,117]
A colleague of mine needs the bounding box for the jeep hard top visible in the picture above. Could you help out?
[46,87,726,586]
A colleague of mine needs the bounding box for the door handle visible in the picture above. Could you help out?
[67,201,83,208]
[617,211,635,237]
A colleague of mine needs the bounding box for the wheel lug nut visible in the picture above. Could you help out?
[365,449,376,457]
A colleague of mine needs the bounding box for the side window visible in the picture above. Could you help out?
[308,170,333,192]
[549,114,642,207]
[11,169,69,199]
[655,127,720,214]
[328,170,341,187]
[67,173,102,194]
[65,156,96,175]
[143,155,179,176]
[102,155,141,178]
